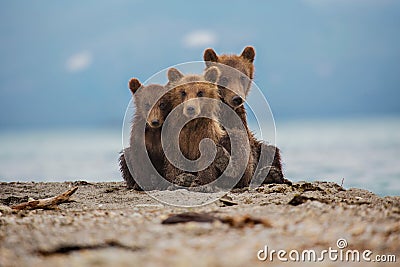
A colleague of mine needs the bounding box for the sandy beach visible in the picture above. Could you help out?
[0,181,399,267]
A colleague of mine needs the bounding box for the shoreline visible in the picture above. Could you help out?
[1,181,399,266]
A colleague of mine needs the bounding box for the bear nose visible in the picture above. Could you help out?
[151,119,160,127]
[186,106,195,114]
[232,95,243,106]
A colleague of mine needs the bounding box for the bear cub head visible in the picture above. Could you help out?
[128,78,171,128]
[203,46,255,109]
[167,66,220,119]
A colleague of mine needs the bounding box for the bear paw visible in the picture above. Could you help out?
[262,166,286,184]
[174,173,197,187]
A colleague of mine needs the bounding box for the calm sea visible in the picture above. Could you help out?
[0,117,399,196]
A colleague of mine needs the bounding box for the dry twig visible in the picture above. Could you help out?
[11,186,78,210]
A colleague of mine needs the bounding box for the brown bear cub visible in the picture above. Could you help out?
[164,67,227,188]
[203,46,287,186]
[119,78,171,190]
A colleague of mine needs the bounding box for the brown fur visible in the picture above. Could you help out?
[203,46,284,186]
[204,46,254,105]
[119,151,136,189]
[119,78,172,189]
[164,67,225,186]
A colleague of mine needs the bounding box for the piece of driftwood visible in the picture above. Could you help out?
[219,195,238,206]
[162,212,217,224]
[161,212,272,228]
[219,214,272,228]
[11,186,78,210]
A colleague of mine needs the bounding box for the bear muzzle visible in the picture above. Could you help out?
[150,119,160,128]
[232,95,244,107]
[183,105,200,118]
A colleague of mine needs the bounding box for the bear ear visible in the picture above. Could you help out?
[203,48,219,67]
[128,78,142,95]
[167,68,184,83]
[204,66,220,84]
[240,46,255,63]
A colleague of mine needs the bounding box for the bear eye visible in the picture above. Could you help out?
[159,102,166,109]
[220,76,228,86]
[144,103,151,110]
[240,75,246,81]
[197,91,204,97]
[181,91,187,97]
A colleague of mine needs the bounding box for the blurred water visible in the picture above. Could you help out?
[274,117,400,196]
[0,129,122,182]
[0,117,399,196]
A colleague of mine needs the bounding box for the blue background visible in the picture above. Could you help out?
[1,0,399,129]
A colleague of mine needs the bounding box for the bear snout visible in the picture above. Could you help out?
[150,119,160,128]
[232,95,243,106]
[186,106,195,114]
[183,104,199,118]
